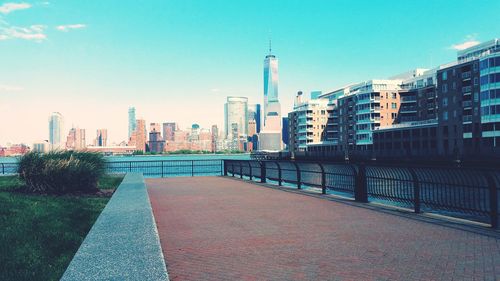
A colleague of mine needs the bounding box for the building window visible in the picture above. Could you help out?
[442,84,448,93]
[391,93,397,99]
[443,97,448,107]
[453,110,457,118]
[474,77,479,86]
[442,71,447,81]
[443,111,448,120]
[391,103,397,109]
[474,92,479,102]
[452,82,456,90]
[474,62,478,72]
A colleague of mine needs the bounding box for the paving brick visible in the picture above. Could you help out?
[147,177,500,281]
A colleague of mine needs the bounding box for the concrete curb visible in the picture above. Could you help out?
[61,173,169,281]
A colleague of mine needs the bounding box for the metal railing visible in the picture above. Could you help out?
[106,160,223,177]
[0,163,18,175]
[1,160,224,178]
[223,160,499,229]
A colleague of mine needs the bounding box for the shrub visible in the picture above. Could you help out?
[18,151,105,194]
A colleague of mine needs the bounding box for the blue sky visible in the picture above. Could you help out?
[1,0,499,145]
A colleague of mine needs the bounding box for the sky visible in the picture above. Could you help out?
[1,0,500,146]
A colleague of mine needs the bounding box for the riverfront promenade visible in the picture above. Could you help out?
[147,177,500,281]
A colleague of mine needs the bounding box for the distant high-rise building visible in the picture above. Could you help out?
[66,127,86,150]
[162,122,176,141]
[150,123,161,134]
[211,125,218,152]
[248,119,257,137]
[248,104,261,133]
[190,124,201,141]
[134,119,147,152]
[33,140,49,153]
[128,107,136,139]
[95,129,108,147]
[224,96,248,140]
[260,41,282,151]
[148,127,165,153]
[49,112,63,150]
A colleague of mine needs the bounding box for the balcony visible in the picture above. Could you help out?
[400,106,417,113]
[400,97,417,103]
[463,100,472,108]
[463,115,473,123]
[462,86,472,93]
[461,71,472,80]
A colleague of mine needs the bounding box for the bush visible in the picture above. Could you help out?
[18,151,105,194]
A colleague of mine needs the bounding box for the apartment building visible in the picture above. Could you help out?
[304,38,500,161]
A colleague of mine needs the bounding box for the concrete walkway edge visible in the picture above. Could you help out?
[61,173,169,281]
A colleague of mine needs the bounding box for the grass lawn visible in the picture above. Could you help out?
[0,174,124,281]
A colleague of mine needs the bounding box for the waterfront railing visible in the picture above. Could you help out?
[224,159,499,229]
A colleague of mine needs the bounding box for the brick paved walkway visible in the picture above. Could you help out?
[147,177,500,281]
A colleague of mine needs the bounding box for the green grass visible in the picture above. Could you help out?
[0,175,123,281]
[98,174,124,190]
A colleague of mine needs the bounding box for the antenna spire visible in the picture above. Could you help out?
[268,30,272,55]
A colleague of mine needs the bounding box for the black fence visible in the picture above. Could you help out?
[106,160,224,177]
[0,163,18,175]
[223,159,500,229]
[1,160,224,178]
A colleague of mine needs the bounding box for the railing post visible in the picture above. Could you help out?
[239,161,243,179]
[319,163,326,194]
[191,160,194,177]
[232,162,235,177]
[354,164,368,203]
[248,162,252,180]
[129,161,132,172]
[276,162,282,186]
[260,161,266,183]
[223,160,227,176]
[161,161,164,178]
[408,167,421,213]
[293,162,301,190]
[484,172,498,229]
[1,163,4,175]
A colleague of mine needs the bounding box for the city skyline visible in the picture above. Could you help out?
[1,0,500,145]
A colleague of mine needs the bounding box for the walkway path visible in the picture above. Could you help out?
[147,176,500,281]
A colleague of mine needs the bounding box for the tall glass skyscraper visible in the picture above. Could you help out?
[49,112,63,150]
[263,46,279,126]
[224,96,248,140]
[128,107,136,139]
[260,42,283,150]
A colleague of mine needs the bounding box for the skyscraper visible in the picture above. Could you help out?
[128,107,136,139]
[66,127,86,150]
[248,104,261,133]
[162,122,177,141]
[95,129,108,146]
[150,123,161,134]
[224,96,248,139]
[259,41,283,150]
[136,119,147,152]
[211,125,218,152]
[49,112,63,150]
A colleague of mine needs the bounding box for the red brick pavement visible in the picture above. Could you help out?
[147,177,500,281]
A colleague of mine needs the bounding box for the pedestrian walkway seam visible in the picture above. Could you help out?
[61,173,169,281]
